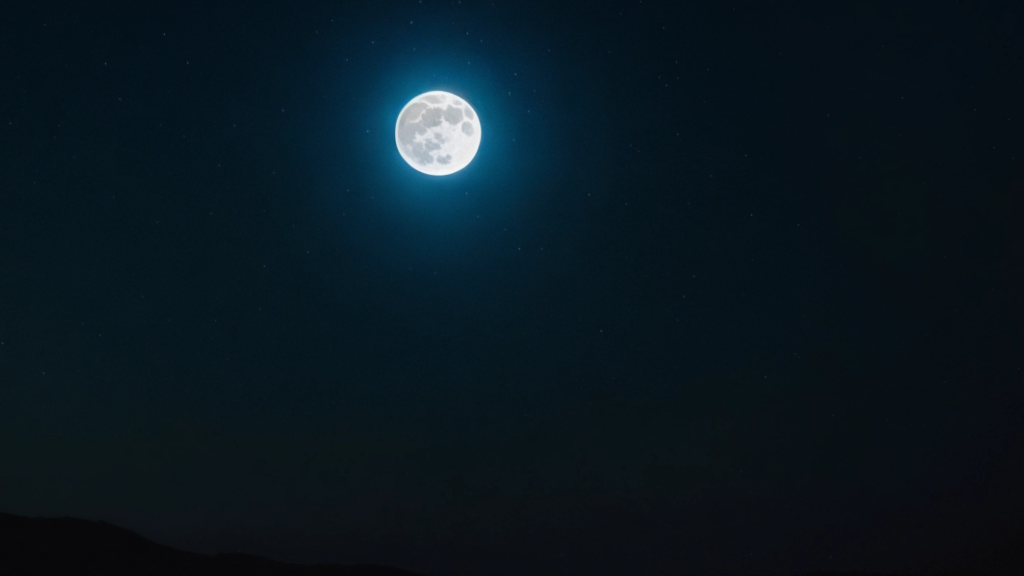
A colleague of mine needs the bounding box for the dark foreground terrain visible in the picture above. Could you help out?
[3,511,1022,576]
[0,512,424,576]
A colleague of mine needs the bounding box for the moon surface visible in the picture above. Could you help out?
[396,91,481,176]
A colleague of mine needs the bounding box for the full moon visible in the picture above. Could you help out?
[395,91,481,176]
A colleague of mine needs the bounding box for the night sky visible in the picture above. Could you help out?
[2,2,1023,575]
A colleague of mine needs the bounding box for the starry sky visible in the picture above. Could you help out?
[1,2,1023,575]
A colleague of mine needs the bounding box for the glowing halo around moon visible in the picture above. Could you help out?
[395,91,481,176]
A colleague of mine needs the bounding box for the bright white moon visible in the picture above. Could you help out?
[395,91,481,176]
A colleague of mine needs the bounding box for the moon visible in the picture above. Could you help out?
[395,91,481,176]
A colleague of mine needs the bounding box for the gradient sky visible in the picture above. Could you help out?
[1,2,1022,575]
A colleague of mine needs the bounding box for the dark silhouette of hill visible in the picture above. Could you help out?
[4,511,1023,576]
[0,512,428,576]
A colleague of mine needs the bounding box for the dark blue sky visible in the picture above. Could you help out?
[1,2,1022,575]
